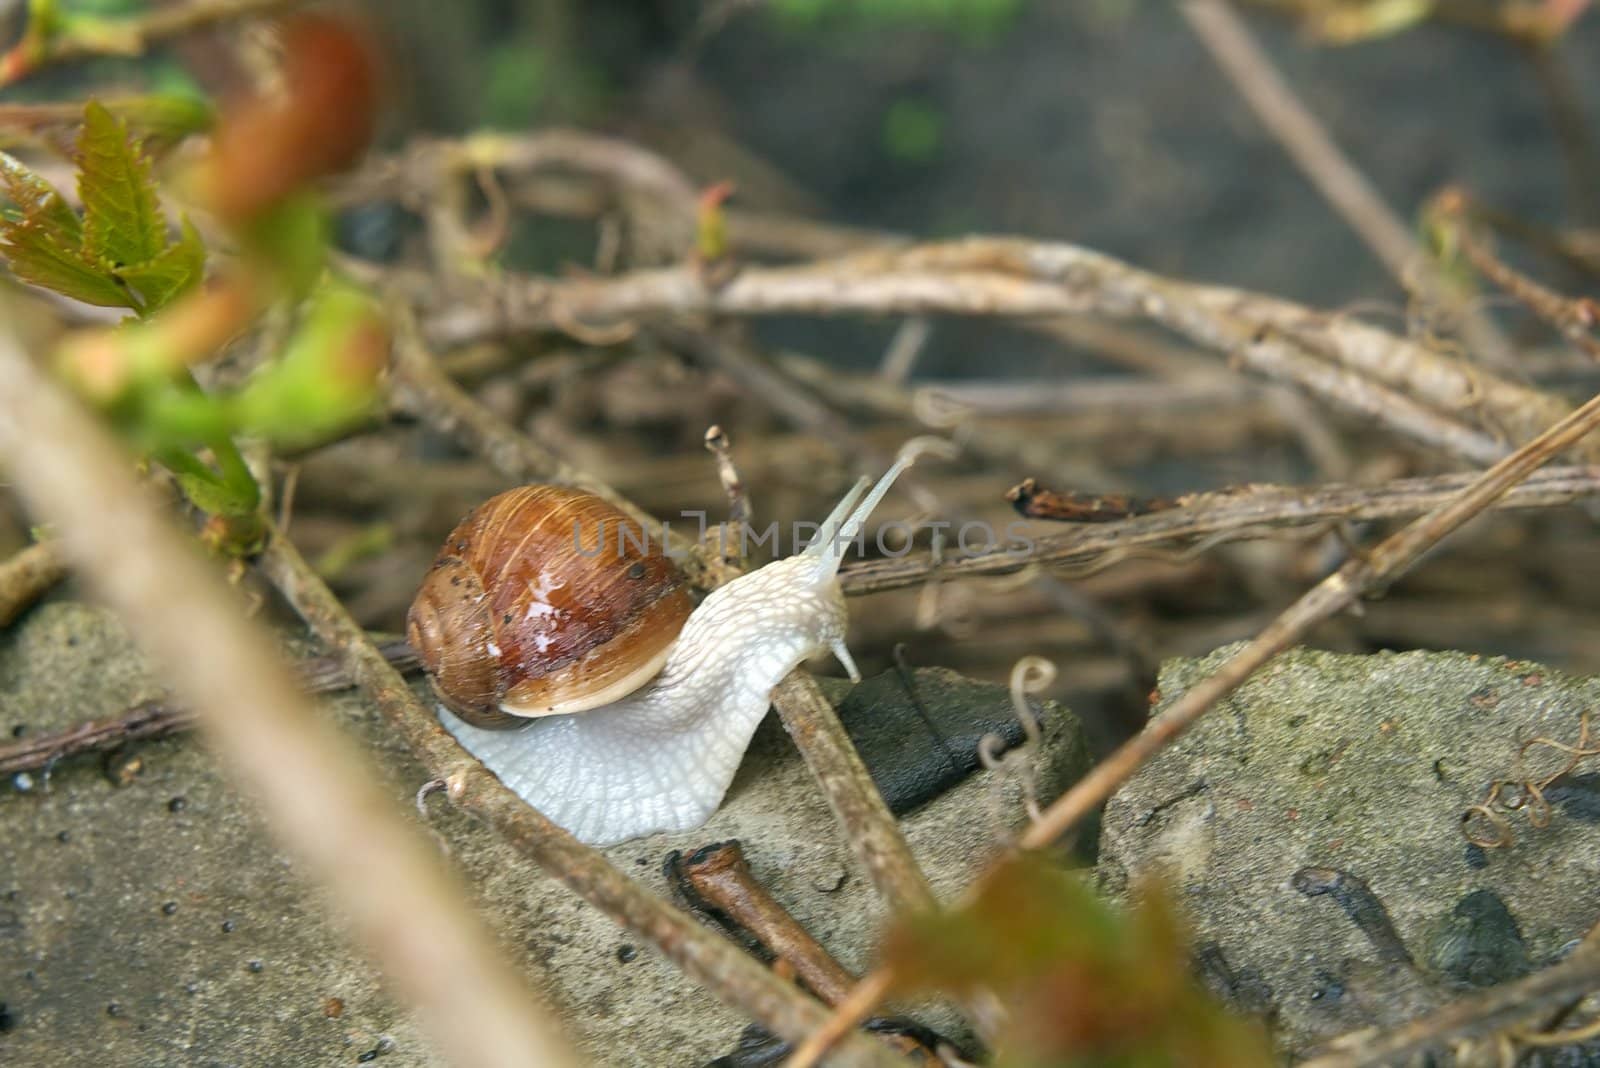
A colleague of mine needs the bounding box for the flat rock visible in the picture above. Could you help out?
[1098,644,1600,1062]
[0,601,1087,1066]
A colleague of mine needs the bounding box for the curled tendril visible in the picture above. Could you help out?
[1462,711,1600,848]
[1008,655,1056,749]
[976,656,1059,839]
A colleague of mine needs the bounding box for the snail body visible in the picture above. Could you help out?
[408,451,924,846]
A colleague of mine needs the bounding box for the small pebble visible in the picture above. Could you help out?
[167,797,187,814]
[183,983,199,996]
[104,752,144,788]
[616,944,637,964]
[55,830,70,844]
[106,1002,122,1018]
[12,773,34,792]
[323,997,345,1019]
[247,960,263,974]
[221,919,235,934]
[161,902,178,916]
[810,866,848,894]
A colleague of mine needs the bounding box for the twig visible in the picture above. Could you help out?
[671,840,858,1006]
[771,673,937,917]
[419,237,1579,464]
[1438,190,1600,360]
[1296,945,1600,1067]
[1182,0,1414,278]
[1,0,303,85]
[0,326,581,1068]
[0,540,66,626]
[840,465,1600,595]
[0,638,418,775]
[257,530,909,1068]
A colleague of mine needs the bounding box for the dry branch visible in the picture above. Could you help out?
[419,237,1578,464]
[0,328,581,1068]
[0,638,418,775]
[0,539,65,626]
[1296,943,1600,1067]
[839,465,1600,595]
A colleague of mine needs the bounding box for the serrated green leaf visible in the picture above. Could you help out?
[116,214,203,314]
[77,99,166,270]
[2,222,132,306]
[0,150,131,305]
[0,151,82,239]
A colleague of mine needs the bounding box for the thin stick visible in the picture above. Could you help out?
[34,458,1580,776]
[1181,0,1419,281]
[257,531,909,1068]
[840,465,1600,595]
[0,540,66,626]
[0,638,418,775]
[0,327,581,1068]
[771,672,936,916]
[785,970,898,1068]
[1440,191,1600,360]
[1296,945,1600,1067]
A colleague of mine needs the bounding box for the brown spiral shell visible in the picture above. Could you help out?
[406,486,693,729]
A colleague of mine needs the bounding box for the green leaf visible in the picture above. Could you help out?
[1,151,131,307]
[77,99,166,270]
[0,151,82,238]
[2,222,132,306]
[115,214,203,313]
[883,856,1275,1068]
[232,283,383,445]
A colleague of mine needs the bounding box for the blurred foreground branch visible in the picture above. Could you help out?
[0,326,581,1068]
[1,0,304,85]
[0,539,65,625]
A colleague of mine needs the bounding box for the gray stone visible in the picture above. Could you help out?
[1098,644,1600,1061]
[0,601,1087,1066]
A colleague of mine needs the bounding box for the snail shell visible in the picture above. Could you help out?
[405,486,693,729]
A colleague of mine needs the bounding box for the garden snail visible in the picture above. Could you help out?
[407,443,936,846]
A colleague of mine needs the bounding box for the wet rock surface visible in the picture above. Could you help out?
[0,601,1086,1066]
[1099,644,1600,1062]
